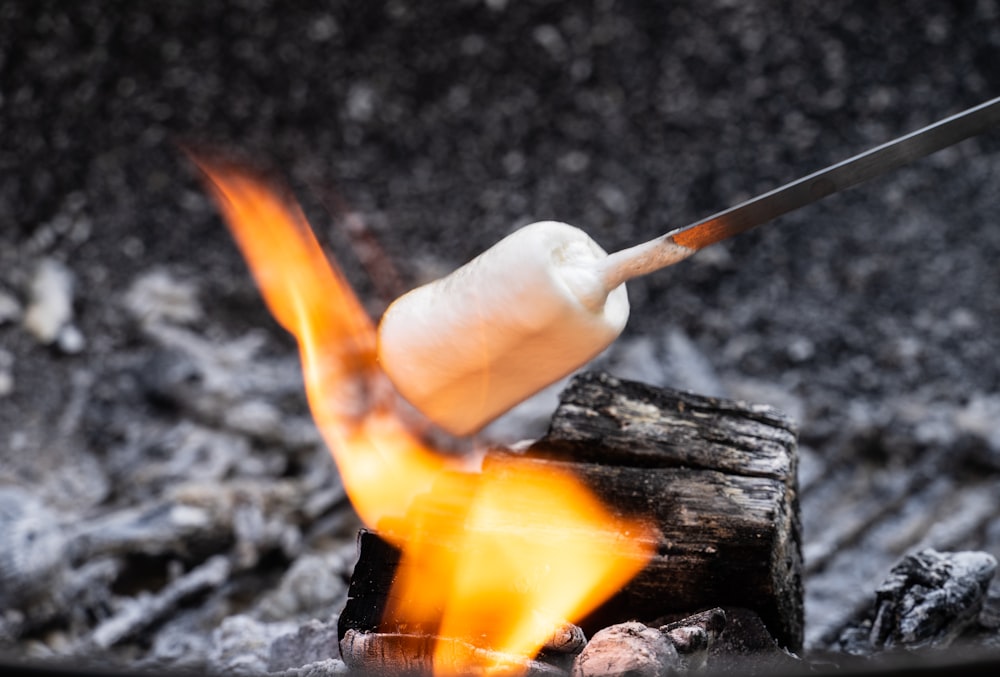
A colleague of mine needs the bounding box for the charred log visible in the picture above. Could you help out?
[339,371,802,659]
[526,371,802,651]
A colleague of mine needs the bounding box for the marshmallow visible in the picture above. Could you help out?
[377,222,626,435]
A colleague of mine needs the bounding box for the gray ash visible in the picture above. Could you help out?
[1,1,999,674]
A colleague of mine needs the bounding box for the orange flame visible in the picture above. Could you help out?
[193,155,654,675]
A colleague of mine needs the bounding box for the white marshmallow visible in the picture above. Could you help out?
[378,221,630,436]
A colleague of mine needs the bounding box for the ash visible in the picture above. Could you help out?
[1,1,1000,674]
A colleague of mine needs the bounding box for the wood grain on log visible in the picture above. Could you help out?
[524,371,802,651]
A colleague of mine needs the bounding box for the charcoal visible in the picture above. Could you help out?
[136,323,320,452]
[571,622,679,677]
[969,586,1000,651]
[953,394,1000,472]
[337,530,402,641]
[68,494,233,563]
[659,607,727,671]
[140,614,215,673]
[540,621,588,655]
[838,549,997,656]
[705,607,801,675]
[869,549,997,650]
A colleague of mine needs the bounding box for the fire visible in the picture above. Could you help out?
[193,155,655,675]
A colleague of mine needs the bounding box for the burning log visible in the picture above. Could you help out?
[338,369,802,672]
[338,531,592,675]
[527,371,802,651]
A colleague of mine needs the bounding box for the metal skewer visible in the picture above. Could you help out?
[600,95,1000,290]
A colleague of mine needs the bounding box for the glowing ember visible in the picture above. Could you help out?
[192,155,655,675]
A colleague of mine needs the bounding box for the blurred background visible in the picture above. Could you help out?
[1,0,999,669]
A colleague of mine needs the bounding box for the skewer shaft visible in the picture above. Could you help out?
[600,95,1000,290]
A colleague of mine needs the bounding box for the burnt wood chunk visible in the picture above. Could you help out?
[526,371,802,651]
[869,549,996,650]
[571,622,679,677]
[838,548,998,655]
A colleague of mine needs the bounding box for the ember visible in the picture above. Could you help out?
[193,156,655,675]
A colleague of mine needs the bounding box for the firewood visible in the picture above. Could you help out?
[337,533,587,670]
[338,370,803,666]
[524,371,802,651]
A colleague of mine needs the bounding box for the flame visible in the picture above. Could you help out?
[193,155,655,675]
